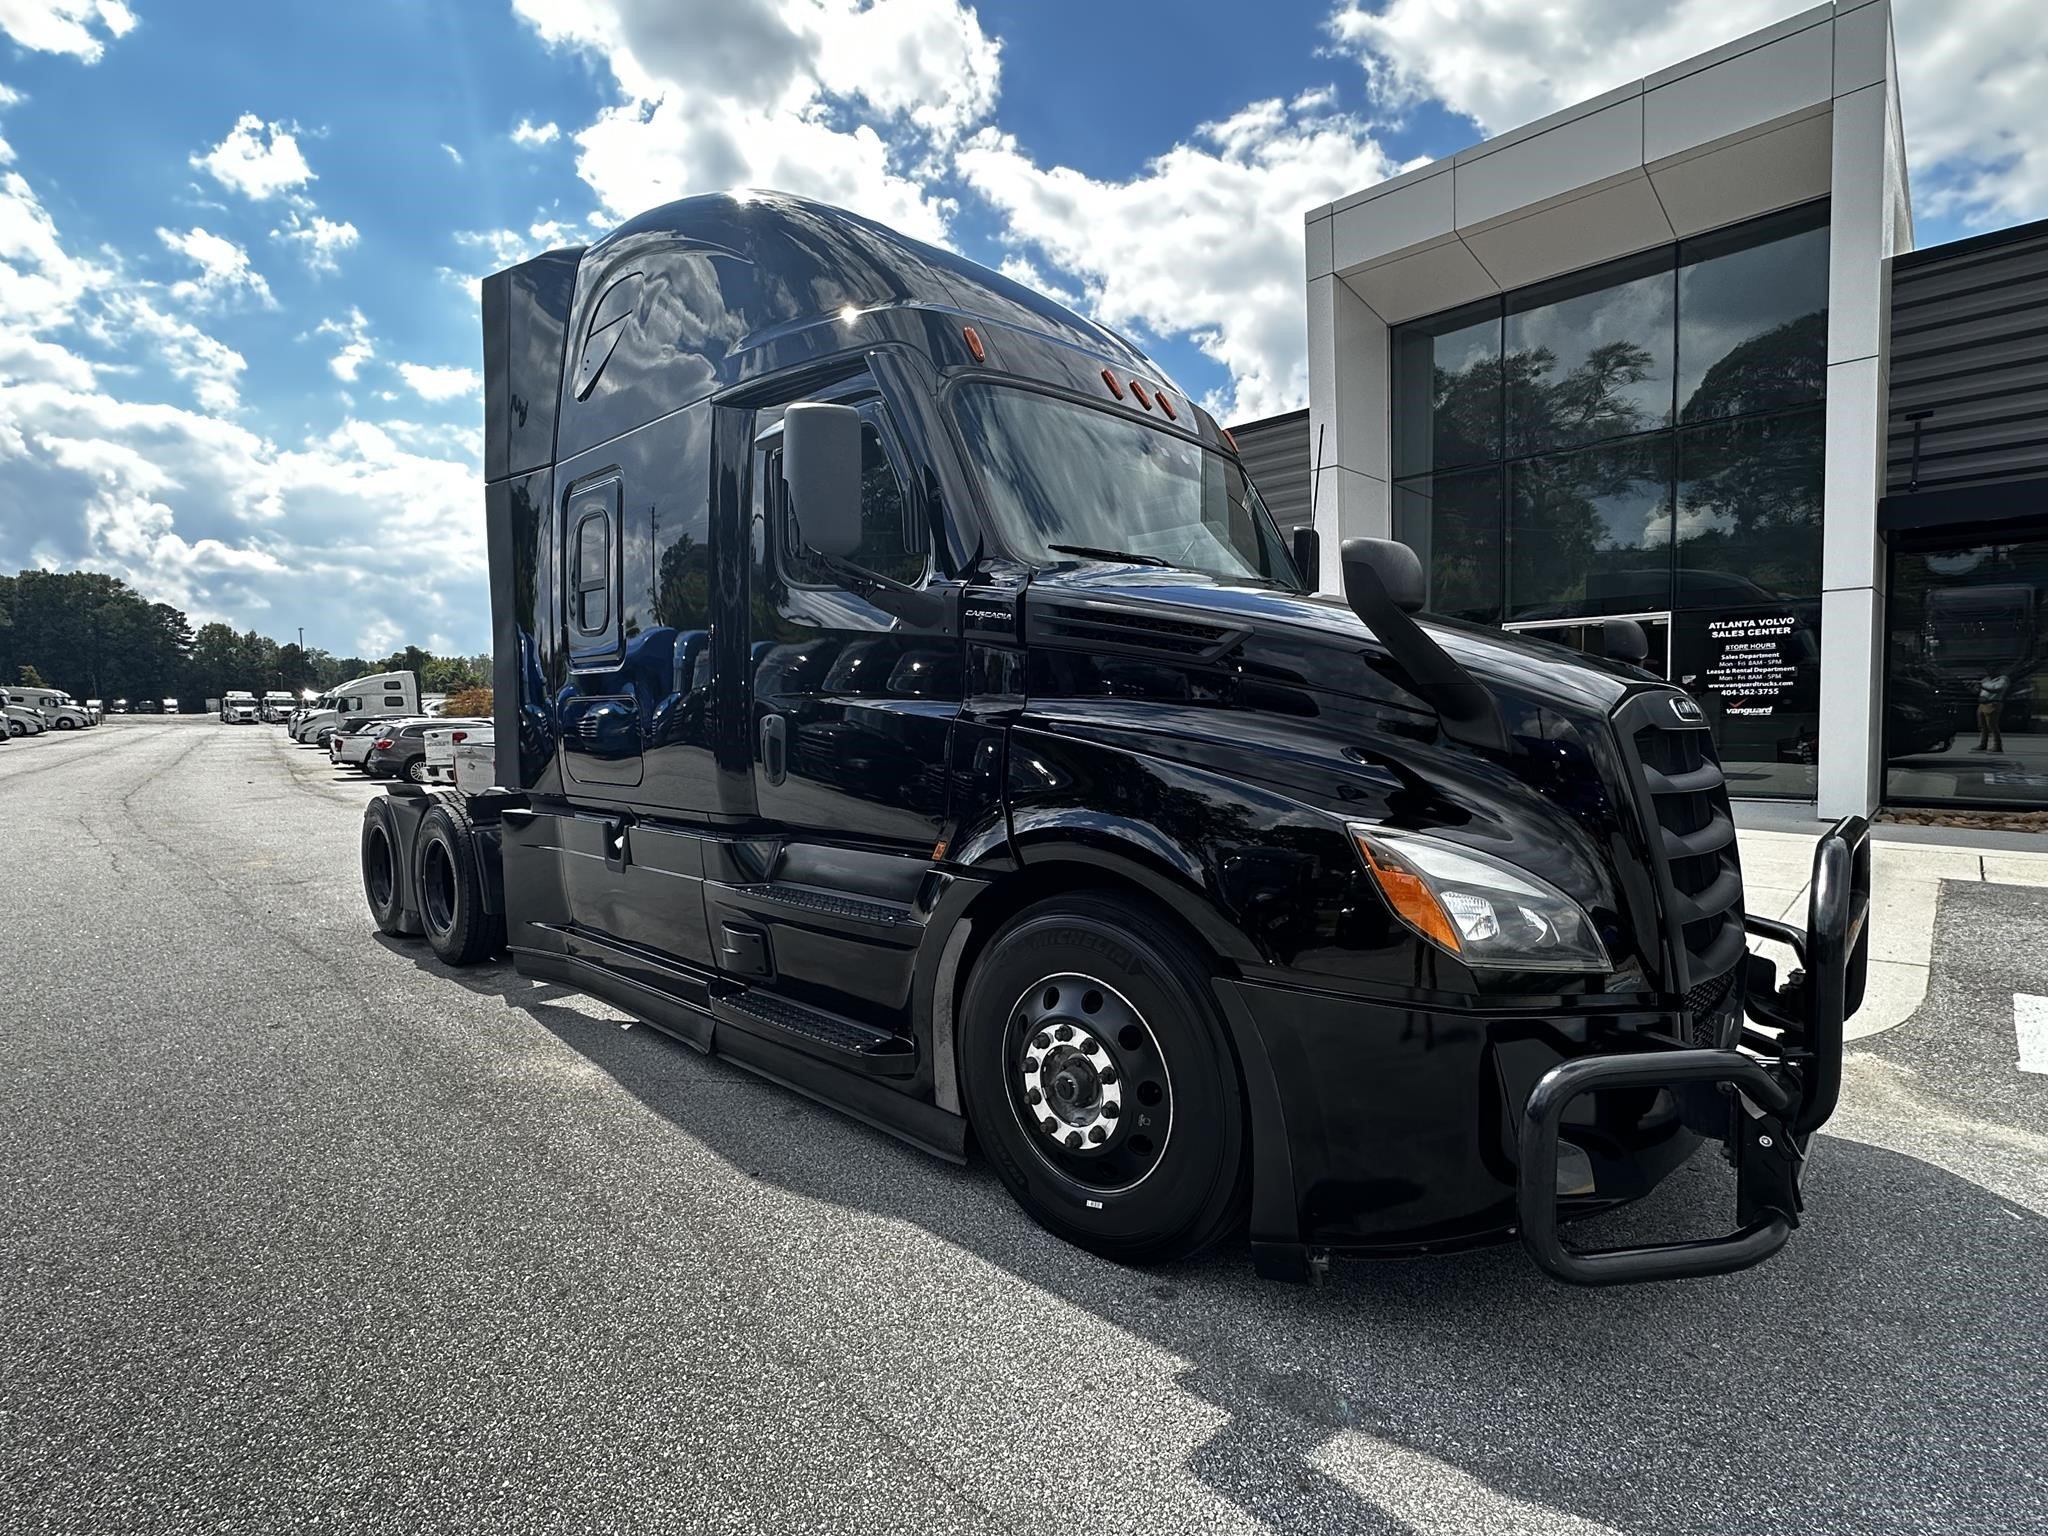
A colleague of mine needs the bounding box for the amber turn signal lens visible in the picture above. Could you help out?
[1355,836,1461,953]
[962,326,986,362]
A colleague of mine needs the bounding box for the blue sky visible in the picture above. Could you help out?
[1,0,2042,656]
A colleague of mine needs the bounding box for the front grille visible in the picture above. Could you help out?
[1615,692,1745,1001]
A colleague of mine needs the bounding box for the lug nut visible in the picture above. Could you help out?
[1026,1088,1042,1105]
[1033,1031,1051,1050]
[1024,1056,1040,1074]
[1102,1102,1119,1119]
[1055,1024,1073,1042]
[1065,1131,1083,1149]
[1099,1067,1118,1085]
[1088,1126,1106,1143]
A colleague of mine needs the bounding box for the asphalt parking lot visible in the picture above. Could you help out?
[3,717,2046,1535]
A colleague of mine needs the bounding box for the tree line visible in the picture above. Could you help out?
[0,570,488,705]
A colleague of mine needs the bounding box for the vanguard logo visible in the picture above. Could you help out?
[1670,695,1705,723]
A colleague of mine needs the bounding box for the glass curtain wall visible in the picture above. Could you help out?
[1391,200,1831,796]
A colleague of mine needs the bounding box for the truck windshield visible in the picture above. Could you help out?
[952,383,1301,589]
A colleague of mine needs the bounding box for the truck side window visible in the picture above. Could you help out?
[784,414,926,588]
[573,510,611,634]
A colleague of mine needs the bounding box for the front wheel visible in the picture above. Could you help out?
[6,721,21,738]
[959,894,1249,1266]
[55,717,77,730]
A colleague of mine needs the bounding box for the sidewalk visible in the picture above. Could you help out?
[1737,826,2048,1040]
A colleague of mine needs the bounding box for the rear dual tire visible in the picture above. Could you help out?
[359,793,502,965]
[960,894,1249,1266]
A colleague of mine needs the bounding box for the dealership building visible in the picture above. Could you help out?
[1244,0,2048,820]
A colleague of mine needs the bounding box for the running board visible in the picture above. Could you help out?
[710,988,918,1079]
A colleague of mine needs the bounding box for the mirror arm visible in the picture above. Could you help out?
[804,548,949,628]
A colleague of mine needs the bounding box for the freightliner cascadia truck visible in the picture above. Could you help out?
[360,192,1870,1286]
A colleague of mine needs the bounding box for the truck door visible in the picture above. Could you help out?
[730,378,960,1009]
[556,471,643,787]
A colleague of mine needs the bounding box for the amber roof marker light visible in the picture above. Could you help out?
[962,325,985,362]
[1100,367,1125,399]
[1155,390,1178,420]
[1130,380,1154,410]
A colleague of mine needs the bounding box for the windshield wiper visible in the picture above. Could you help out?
[1045,543,1171,567]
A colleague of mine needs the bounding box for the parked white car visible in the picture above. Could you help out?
[422,722,494,786]
[329,715,410,770]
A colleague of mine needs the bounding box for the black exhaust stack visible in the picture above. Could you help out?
[1340,537,1507,754]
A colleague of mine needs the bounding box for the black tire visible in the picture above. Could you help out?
[55,717,77,731]
[959,893,1249,1265]
[360,798,416,936]
[413,799,503,966]
[405,757,430,784]
[6,721,21,738]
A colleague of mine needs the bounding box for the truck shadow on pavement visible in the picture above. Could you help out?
[378,939,2048,1535]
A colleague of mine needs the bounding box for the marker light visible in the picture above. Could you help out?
[1350,826,1611,972]
[963,326,985,362]
[1100,368,1124,399]
[1130,380,1153,410]
[1155,390,1178,420]
[1223,427,1241,453]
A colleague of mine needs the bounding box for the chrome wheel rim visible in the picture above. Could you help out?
[1006,972,1173,1193]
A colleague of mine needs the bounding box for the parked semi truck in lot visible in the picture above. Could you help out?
[292,672,420,746]
[361,192,1870,1286]
[262,691,296,723]
[7,687,94,730]
[220,691,260,724]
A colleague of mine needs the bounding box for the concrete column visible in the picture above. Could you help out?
[1305,271,1391,594]
[1815,10,1909,820]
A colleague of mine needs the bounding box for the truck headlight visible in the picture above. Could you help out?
[1350,826,1610,973]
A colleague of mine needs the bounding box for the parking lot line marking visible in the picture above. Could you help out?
[2018,995,2048,1075]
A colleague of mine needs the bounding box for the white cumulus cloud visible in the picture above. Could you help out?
[960,98,1401,420]
[397,362,482,402]
[0,0,136,63]
[316,307,374,382]
[510,0,1001,244]
[191,113,315,201]
[272,210,359,274]
[157,225,276,309]
[511,118,560,147]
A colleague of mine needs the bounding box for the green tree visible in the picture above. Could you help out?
[18,663,47,687]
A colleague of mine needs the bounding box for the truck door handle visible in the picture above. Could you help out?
[760,715,787,786]
[602,815,631,871]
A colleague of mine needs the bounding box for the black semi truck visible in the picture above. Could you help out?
[361,192,1870,1286]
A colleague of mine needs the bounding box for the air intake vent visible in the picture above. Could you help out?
[1026,601,1247,664]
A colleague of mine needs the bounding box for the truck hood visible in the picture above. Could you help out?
[1022,563,1648,719]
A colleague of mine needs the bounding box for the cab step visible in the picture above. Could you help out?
[710,988,918,1079]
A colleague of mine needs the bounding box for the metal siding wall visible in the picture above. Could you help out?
[1230,410,1314,533]
[1887,224,2048,497]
